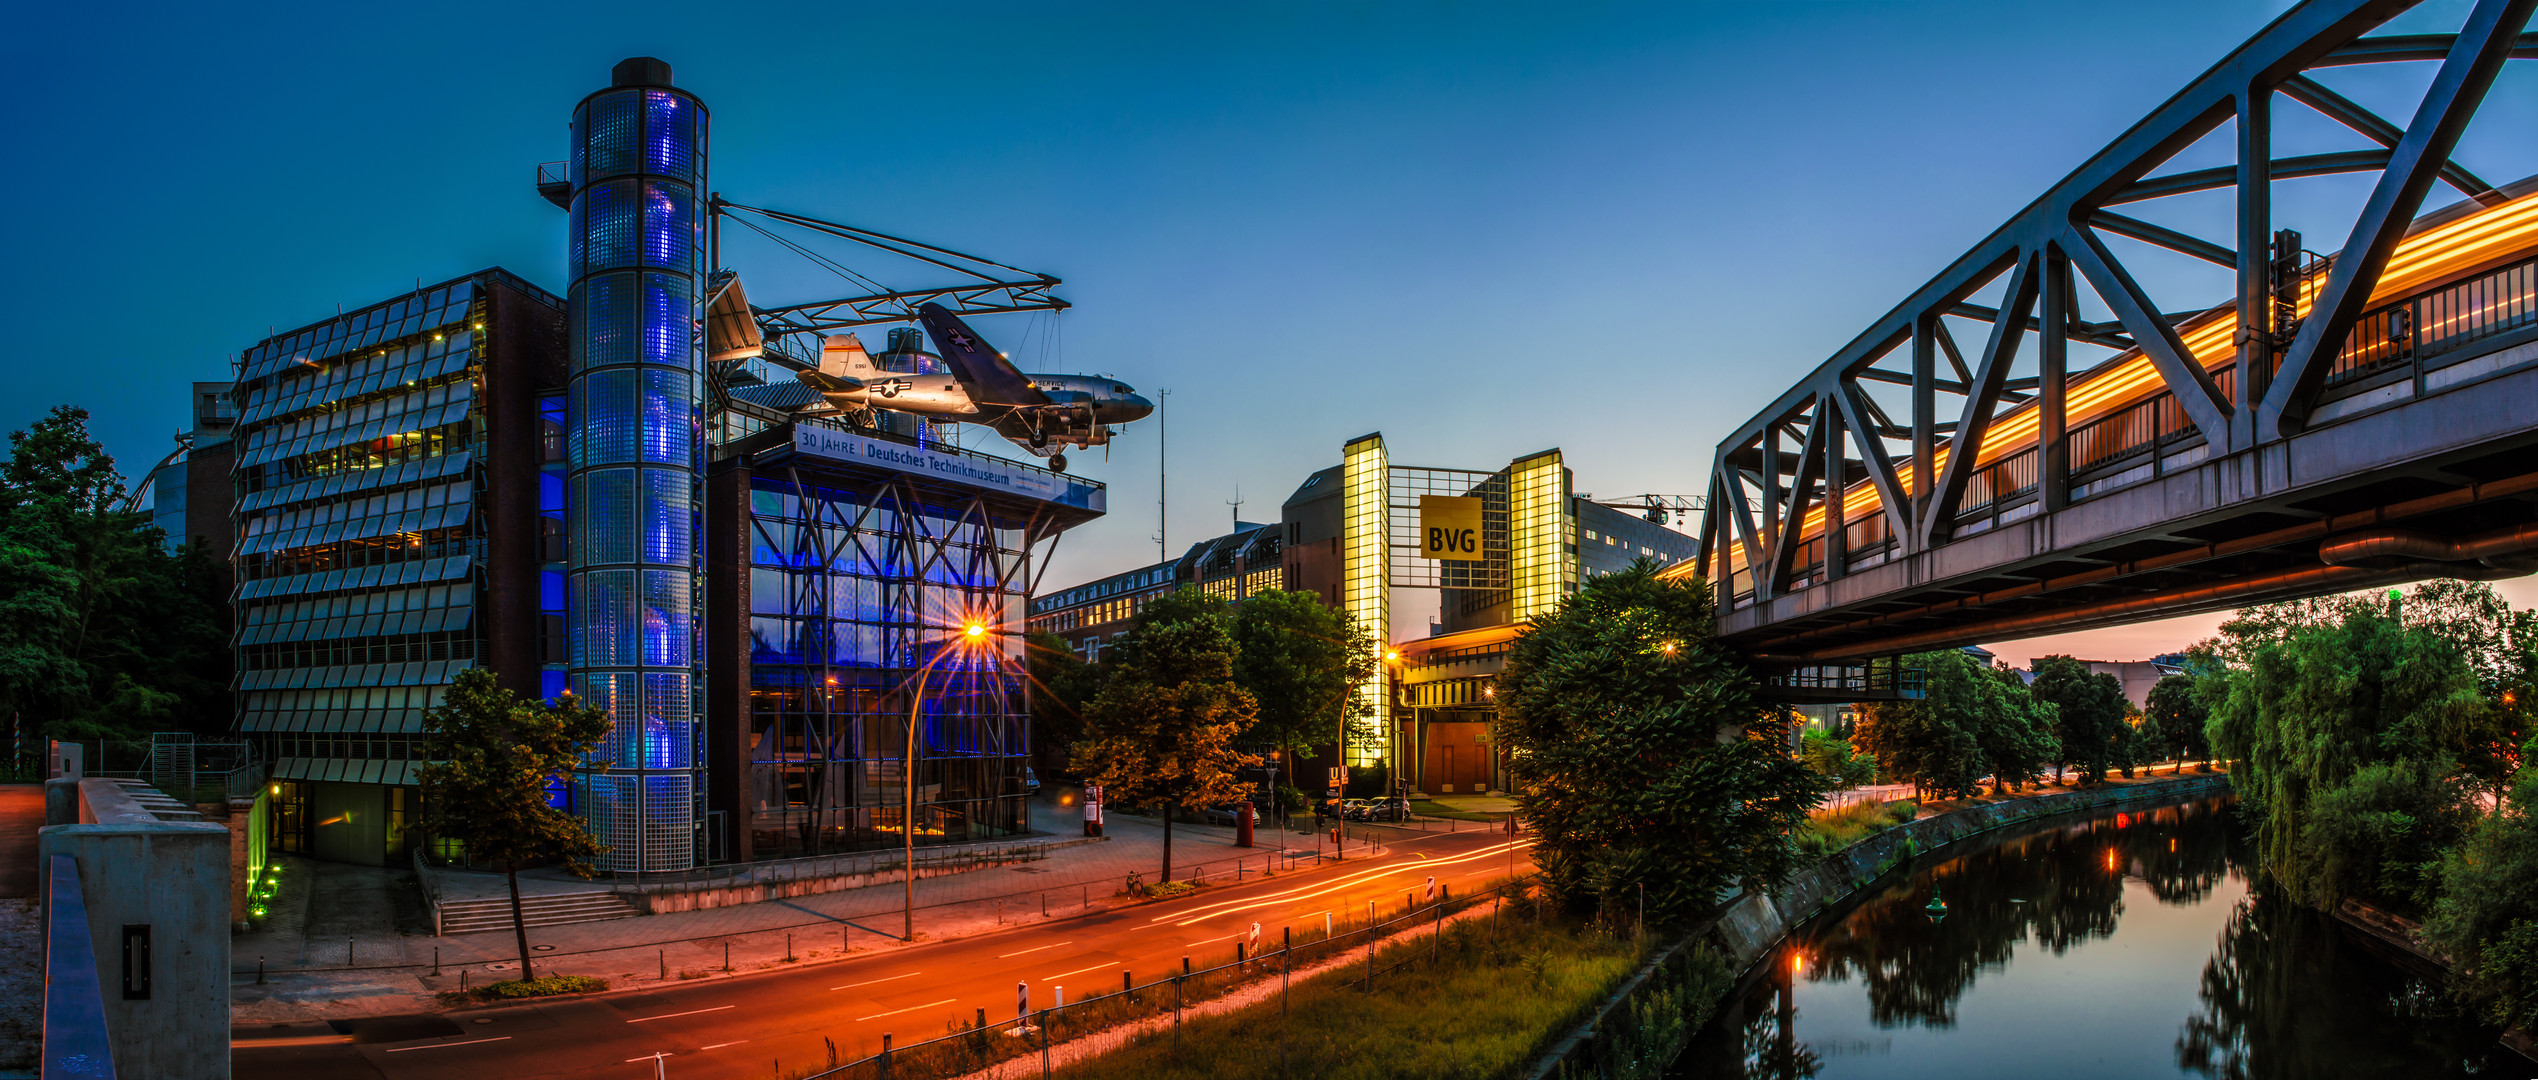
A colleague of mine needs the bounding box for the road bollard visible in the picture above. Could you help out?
[460,969,467,992]
[1182,955,1191,975]
[723,941,731,972]
[880,1034,892,1080]
[432,948,440,977]
[787,933,793,961]
[1237,942,1246,964]
[349,937,355,966]
[976,1006,986,1030]
[843,923,850,953]
[256,956,265,985]
[1122,969,1132,996]
[1042,892,1048,917]
[659,949,666,980]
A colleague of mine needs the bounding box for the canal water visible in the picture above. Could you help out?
[1674,793,2516,1078]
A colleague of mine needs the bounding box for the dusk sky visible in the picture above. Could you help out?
[10,1,2535,664]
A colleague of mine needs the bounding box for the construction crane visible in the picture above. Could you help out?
[1587,493,1705,528]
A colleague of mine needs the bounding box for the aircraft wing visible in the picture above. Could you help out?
[793,369,865,394]
[919,303,1050,408]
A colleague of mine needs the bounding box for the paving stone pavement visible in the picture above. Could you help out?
[228,795,1495,1023]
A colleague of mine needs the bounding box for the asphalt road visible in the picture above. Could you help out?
[235,827,1533,1079]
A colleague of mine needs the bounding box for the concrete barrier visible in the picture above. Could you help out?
[41,853,115,1080]
[37,777,233,1079]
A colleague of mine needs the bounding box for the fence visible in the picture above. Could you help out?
[784,875,1537,1080]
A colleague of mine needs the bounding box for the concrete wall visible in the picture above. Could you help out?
[38,778,233,1080]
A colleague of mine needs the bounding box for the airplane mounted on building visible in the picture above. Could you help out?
[794,303,1152,471]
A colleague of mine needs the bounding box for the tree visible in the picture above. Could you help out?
[2029,656,2127,782]
[0,406,231,747]
[1494,560,1820,926]
[1230,588,1379,772]
[2145,674,2208,773]
[1069,589,1261,883]
[2204,610,2484,912]
[1800,729,1877,789]
[1854,650,2055,799]
[416,667,613,981]
[2421,767,2538,1031]
[1025,631,1101,777]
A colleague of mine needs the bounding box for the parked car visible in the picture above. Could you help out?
[1337,798,1372,822]
[1202,803,1246,827]
[1362,796,1412,822]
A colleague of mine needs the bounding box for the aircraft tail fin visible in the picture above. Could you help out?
[919,303,1050,407]
[821,334,880,380]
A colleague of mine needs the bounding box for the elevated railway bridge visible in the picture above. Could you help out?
[1686,0,2538,688]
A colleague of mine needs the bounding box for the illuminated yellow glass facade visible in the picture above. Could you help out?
[1341,433,1390,766]
[1508,449,1572,622]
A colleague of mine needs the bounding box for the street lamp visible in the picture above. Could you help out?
[903,617,993,940]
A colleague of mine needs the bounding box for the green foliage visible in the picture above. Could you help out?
[1071,589,1262,879]
[437,974,608,1005]
[1799,730,1877,789]
[1494,560,1821,925]
[416,667,613,978]
[1027,630,1101,771]
[2205,609,2483,912]
[2030,655,2127,782]
[2422,767,2538,1029]
[1854,649,2056,799]
[0,406,232,747]
[2146,673,2210,767]
[1792,799,1917,856]
[1230,588,1379,756]
[1047,914,1652,1080]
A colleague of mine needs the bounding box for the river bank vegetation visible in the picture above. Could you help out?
[2200,579,2538,1031]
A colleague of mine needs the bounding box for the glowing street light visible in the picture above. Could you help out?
[901,617,997,939]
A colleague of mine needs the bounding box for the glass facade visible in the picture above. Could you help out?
[567,69,711,871]
[742,468,1032,856]
[1508,449,1572,622]
[1340,433,1389,766]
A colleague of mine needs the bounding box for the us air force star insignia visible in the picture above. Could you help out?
[949,331,975,349]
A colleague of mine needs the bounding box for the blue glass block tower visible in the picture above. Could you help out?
[566,57,707,871]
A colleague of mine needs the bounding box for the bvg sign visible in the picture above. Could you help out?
[1420,495,1484,561]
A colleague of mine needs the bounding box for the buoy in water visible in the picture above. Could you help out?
[1925,887,1949,920]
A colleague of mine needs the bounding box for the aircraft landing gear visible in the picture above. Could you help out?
[1048,453,1068,473]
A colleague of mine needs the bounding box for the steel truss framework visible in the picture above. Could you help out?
[713,201,1068,335]
[1698,0,2538,660]
[741,460,1056,858]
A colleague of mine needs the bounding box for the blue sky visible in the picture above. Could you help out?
[8,1,2533,662]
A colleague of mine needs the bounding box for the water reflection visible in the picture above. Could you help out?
[2176,888,2495,1077]
[1676,796,2508,1079]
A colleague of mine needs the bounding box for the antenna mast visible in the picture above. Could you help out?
[1154,389,1169,564]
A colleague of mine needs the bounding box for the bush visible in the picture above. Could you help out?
[439,973,607,1005]
[1793,799,1917,856]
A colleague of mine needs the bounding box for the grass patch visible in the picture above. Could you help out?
[1046,913,1645,1080]
[1410,799,1503,823]
[1794,798,1917,856]
[437,974,607,1005]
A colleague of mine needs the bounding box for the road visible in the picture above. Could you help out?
[236,826,1532,1078]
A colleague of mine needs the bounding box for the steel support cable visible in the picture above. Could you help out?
[721,211,903,302]
[719,202,1047,282]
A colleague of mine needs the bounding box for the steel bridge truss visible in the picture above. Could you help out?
[1699,0,2538,661]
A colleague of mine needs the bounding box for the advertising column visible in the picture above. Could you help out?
[565,57,709,871]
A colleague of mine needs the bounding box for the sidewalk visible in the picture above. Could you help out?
[230,795,1389,1024]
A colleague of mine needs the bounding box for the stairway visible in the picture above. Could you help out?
[434,890,637,936]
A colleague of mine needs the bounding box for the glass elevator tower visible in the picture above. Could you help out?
[566,57,708,871]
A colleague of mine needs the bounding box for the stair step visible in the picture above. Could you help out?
[434,890,638,935]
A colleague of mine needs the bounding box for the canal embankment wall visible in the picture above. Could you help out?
[1527,771,2235,1079]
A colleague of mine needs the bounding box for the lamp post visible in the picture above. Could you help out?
[905,619,991,940]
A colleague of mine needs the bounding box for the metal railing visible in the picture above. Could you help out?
[2326,256,2538,386]
[788,874,1537,1080]
[601,840,1052,897]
